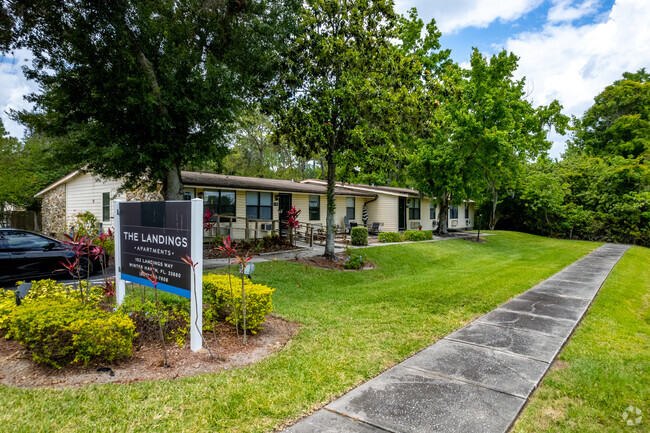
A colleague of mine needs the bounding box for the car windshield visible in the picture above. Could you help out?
[6,232,51,249]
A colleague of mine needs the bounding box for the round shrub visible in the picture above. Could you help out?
[404,230,434,241]
[203,274,274,333]
[351,226,369,246]
[24,279,104,306]
[343,251,366,269]
[378,232,404,243]
[7,298,135,368]
[69,211,100,237]
[0,289,17,332]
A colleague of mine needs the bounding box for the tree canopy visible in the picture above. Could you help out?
[570,68,650,159]
[408,46,567,233]
[269,0,422,257]
[3,0,299,199]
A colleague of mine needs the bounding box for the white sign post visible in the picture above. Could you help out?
[190,198,203,351]
[114,198,204,352]
[114,200,126,305]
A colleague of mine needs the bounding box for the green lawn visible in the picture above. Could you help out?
[0,232,598,432]
[513,245,649,432]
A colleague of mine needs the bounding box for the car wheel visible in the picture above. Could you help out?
[75,257,94,279]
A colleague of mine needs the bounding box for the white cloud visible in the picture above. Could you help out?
[395,0,544,33]
[0,49,38,139]
[547,0,600,23]
[506,0,650,157]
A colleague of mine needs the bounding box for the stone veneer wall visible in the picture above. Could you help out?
[41,184,67,237]
[125,184,164,202]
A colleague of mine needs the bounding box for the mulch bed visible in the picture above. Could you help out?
[290,254,376,271]
[0,316,299,389]
[204,244,299,259]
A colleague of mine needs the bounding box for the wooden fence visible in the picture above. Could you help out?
[0,210,42,232]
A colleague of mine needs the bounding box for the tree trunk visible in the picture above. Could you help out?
[436,193,450,235]
[164,165,184,200]
[489,184,499,230]
[320,158,325,180]
[33,211,40,233]
[324,150,336,259]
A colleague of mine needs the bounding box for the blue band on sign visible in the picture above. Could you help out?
[121,274,192,299]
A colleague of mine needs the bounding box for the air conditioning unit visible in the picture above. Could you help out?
[261,223,273,231]
[410,221,420,229]
[451,220,458,227]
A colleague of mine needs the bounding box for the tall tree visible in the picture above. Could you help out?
[569,68,650,160]
[0,121,75,212]
[408,48,567,233]
[269,0,421,258]
[4,0,298,199]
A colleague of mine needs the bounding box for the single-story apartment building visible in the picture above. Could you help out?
[301,179,474,233]
[34,170,474,239]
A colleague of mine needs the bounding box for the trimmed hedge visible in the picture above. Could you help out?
[378,232,404,243]
[351,227,368,246]
[404,230,434,241]
[203,274,275,333]
[0,290,16,331]
[24,279,104,305]
[7,298,135,368]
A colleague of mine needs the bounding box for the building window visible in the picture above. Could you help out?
[346,197,355,220]
[309,195,320,221]
[246,191,272,220]
[102,192,110,222]
[409,198,420,220]
[183,188,195,200]
[204,190,236,217]
[449,205,458,219]
[465,204,469,219]
[430,202,436,220]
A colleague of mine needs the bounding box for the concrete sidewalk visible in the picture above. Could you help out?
[283,243,629,433]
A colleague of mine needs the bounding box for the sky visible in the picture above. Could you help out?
[1,0,649,158]
[395,0,650,157]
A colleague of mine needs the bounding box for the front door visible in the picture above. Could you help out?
[398,197,407,231]
[278,193,292,237]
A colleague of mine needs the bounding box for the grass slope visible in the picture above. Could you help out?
[0,232,597,432]
[513,245,649,432]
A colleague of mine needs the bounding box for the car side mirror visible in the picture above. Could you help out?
[45,242,56,251]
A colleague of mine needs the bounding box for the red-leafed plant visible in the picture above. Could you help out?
[285,206,301,245]
[234,252,252,345]
[203,209,216,233]
[216,235,240,337]
[59,234,92,303]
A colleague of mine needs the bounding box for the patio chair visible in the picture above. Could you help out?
[344,216,351,234]
[368,222,384,235]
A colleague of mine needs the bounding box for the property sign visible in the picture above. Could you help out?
[115,199,204,351]
[118,201,192,297]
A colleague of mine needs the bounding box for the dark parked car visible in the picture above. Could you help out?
[0,229,101,284]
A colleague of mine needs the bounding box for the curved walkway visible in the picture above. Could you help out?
[283,243,629,433]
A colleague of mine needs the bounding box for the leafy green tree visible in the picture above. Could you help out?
[408,48,567,233]
[4,0,298,199]
[269,0,421,258]
[570,68,650,159]
[0,121,75,213]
